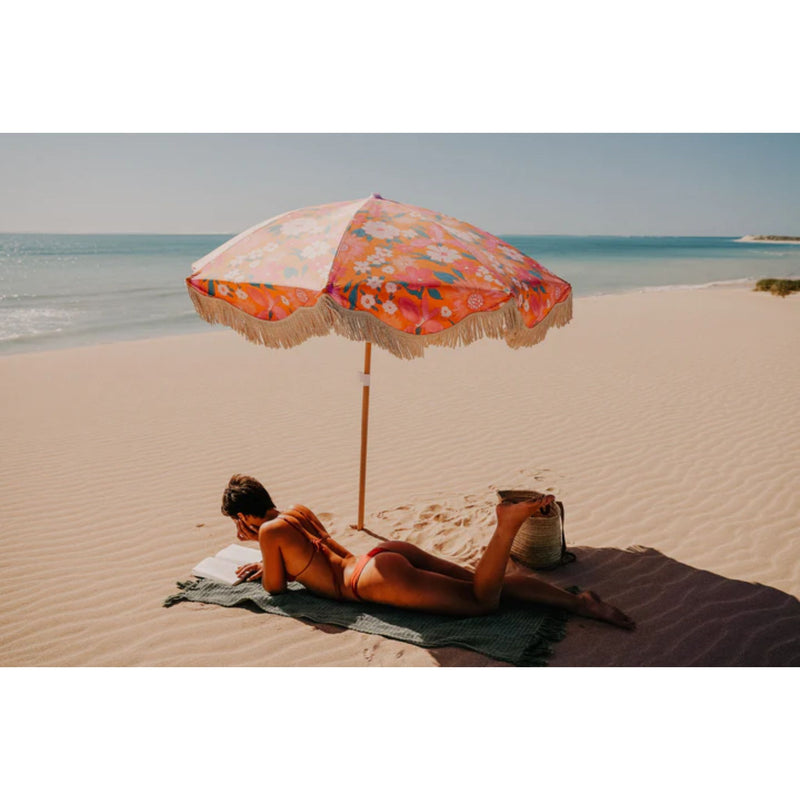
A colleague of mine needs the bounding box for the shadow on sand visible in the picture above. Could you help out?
[438,546,800,667]
[295,545,800,667]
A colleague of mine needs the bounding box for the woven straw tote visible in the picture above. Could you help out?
[497,490,575,570]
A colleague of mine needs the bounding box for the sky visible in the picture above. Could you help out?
[2,133,799,236]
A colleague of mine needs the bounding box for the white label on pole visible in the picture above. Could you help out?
[359,372,371,387]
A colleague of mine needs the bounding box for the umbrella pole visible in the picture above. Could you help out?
[357,342,372,530]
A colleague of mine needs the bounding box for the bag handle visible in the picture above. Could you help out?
[555,501,576,566]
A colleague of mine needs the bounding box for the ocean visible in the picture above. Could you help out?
[1,233,798,356]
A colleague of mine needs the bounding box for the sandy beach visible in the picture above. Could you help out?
[1,283,798,667]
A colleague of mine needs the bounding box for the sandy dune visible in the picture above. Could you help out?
[1,284,798,666]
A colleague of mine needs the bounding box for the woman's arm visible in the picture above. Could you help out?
[322,536,353,559]
[258,521,289,594]
[299,505,354,558]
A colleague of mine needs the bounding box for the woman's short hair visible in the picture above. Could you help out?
[221,474,275,518]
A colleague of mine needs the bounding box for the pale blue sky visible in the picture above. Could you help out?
[1,133,798,236]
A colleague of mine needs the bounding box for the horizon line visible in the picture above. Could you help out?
[0,230,755,238]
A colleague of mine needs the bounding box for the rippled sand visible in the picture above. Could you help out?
[1,284,798,666]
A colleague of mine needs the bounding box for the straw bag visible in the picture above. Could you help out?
[497,490,576,570]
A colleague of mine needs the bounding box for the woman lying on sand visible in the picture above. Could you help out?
[222,474,634,629]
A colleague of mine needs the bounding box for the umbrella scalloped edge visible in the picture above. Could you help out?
[187,284,573,360]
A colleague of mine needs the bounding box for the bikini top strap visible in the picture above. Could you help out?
[279,505,331,549]
[277,505,341,594]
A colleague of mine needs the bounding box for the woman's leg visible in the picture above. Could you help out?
[376,541,474,581]
[374,513,635,628]
[355,499,549,616]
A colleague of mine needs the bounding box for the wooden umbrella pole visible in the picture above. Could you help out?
[357,342,372,530]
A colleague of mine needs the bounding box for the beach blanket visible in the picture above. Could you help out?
[164,579,568,666]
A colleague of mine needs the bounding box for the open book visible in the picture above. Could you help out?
[192,543,262,585]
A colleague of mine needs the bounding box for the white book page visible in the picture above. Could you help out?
[192,556,243,585]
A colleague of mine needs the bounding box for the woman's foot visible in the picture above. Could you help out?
[496,496,554,528]
[576,590,636,630]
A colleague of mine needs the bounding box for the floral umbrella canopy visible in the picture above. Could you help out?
[186,194,572,526]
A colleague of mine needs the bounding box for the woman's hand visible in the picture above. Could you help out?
[235,562,263,582]
[235,518,260,541]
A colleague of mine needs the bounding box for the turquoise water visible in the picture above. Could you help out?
[1,233,798,356]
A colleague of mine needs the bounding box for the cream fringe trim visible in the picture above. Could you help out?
[187,285,573,360]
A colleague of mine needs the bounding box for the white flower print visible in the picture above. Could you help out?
[523,298,530,312]
[367,252,387,265]
[353,261,371,274]
[281,296,290,305]
[381,265,396,275]
[281,218,324,237]
[467,293,483,310]
[443,225,482,244]
[373,247,393,261]
[217,284,231,297]
[441,306,452,318]
[224,267,245,281]
[264,242,279,252]
[402,229,418,239]
[295,288,309,303]
[236,288,249,300]
[361,221,401,239]
[385,282,398,294]
[300,241,329,259]
[498,245,525,263]
[360,294,376,310]
[366,275,383,289]
[426,245,461,264]
[382,300,397,315]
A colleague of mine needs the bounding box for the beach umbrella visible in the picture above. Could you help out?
[186,194,572,529]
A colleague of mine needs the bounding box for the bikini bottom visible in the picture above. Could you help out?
[348,546,392,600]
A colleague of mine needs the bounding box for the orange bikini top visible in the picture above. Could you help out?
[277,504,334,581]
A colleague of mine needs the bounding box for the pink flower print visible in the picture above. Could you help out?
[337,237,370,261]
[467,292,484,310]
[398,263,437,283]
[295,288,310,303]
[396,292,444,333]
[360,293,376,309]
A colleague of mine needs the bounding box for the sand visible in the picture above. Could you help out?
[1,283,798,667]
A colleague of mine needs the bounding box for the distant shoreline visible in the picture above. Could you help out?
[737,235,800,245]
